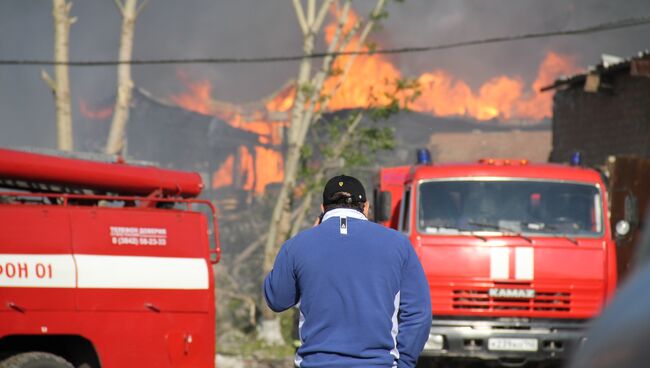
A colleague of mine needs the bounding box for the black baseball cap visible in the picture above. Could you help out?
[322,175,366,205]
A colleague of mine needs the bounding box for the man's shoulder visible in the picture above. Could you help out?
[282,225,321,250]
[361,220,409,241]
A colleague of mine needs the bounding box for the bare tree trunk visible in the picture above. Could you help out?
[43,0,75,151]
[105,0,147,155]
[259,0,393,345]
[259,0,337,345]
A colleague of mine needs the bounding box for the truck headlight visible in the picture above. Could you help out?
[424,334,445,350]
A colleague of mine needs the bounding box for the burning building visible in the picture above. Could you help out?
[77,87,277,208]
[546,51,650,165]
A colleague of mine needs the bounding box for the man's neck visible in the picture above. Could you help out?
[322,208,367,223]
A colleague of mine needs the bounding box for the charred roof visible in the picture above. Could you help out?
[541,50,650,92]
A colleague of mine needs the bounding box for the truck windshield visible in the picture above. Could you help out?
[417,179,603,237]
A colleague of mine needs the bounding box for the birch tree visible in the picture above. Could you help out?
[105,0,148,155]
[42,0,76,151]
[259,0,392,344]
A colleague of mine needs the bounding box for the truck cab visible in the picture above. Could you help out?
[0,148,220,368]
[375,157,617,367]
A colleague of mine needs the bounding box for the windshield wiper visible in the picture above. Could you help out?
[467,221,533,243]
[425,225,488,242]
[528,222,579,245]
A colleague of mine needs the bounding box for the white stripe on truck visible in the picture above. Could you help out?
[0,254,76,288]
[0,254,208,290]
[515,247,534,280]
[490,247,510,280]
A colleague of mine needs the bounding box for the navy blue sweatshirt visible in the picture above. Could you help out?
[264,208,432,368]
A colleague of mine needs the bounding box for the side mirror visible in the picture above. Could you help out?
[615,220,631,239]
[375,191,392,222]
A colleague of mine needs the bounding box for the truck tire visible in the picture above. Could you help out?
[0,352,74,368]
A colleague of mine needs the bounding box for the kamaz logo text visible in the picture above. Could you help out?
[488,288,536,299]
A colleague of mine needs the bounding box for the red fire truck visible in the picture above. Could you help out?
[0,148,220,368]
[374,152,617,367]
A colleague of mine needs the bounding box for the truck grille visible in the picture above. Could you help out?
[452,289,571,312]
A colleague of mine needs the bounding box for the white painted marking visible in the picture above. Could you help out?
[390,291,401,360]
[75,254,209,290]
[0,254,209,290]
[515,247,534,280]
[295,304,305,367]
[490,248,510,280]
[340,216,348,235]
[0,254,76,288]
[110,226,168,246]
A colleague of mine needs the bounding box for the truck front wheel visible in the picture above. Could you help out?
[0,352,74,368]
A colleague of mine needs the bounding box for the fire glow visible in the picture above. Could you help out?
[170,8,581,194]
[79,100,113,120]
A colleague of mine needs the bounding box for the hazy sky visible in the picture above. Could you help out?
[1,0,649,149]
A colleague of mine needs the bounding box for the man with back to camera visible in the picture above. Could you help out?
[263,174,432,368]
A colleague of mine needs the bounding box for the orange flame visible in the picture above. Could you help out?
[323,6,401,109]
[212,155,234,189]
[79,100,113,120]
[414,52,580,121]
[172,71,286,195]
[265,86,296,113]
[169,70,217,116]
[319,7,580,120]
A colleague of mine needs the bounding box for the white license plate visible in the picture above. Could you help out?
[488,338,538,352]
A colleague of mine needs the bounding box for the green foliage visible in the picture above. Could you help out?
[280,308,297,343]
[365,41,378,54]
[218,309,296,358]
[220,334,295,359]
[297,76,420,190]
[299,82,316,99]
[370,9,389,22]
[329,66,344,77]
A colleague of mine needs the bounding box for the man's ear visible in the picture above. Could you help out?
[321,204,325,213]
[363,202,370,217]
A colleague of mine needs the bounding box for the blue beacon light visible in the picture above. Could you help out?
[570,151,582,166]
[416,148,432,165]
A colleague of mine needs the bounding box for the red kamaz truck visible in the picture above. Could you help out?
[374,153,617,367]
[0,148,220,368]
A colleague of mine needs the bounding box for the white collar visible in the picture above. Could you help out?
[322,208,367,223]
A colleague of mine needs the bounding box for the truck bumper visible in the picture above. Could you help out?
[420,317,589,365]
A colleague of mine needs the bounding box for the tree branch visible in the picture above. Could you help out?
[358,0,387,48]
[310,0,386,123]
[295,0,351,143]
[232,234,267,273]
[306,0,316,25]
[312,0,335,33]
[40,69,56,91]
[291,0,308,35]
[218,277,258,327]
[113,0,125,15]
[135,0,149,18]
[224,290,258,327]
